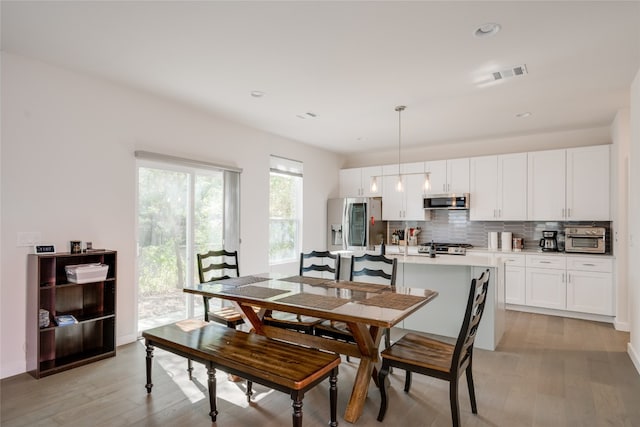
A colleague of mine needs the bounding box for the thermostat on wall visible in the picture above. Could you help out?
[34,244,56,254]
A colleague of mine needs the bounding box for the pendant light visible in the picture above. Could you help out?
[395,105,406,192]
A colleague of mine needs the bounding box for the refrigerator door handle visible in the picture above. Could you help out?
[343,200,349,249]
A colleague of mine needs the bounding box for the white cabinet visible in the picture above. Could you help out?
[566,145,610,220]
[425,158,469,194]
[502,254,526,305]
[381,162,426,221]
[527,149,566,220]
[566,256,613,315]
[470,153,527,220]
[339,166,382,197]
[525,255,566,310]
[527,145,610,221]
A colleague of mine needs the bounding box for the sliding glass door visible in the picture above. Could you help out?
[137,162,224,332]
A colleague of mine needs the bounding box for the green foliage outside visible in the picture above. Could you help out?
[269,172,302,262]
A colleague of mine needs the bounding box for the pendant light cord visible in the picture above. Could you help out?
[395,105,406,176]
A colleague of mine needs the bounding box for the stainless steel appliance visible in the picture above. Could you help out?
[327,197,386,251]
[423,193,470,210]
[539,230,559,252]
[565,226,606,254]
[418,242,473,255]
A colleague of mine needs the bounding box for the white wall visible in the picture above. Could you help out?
[0,53,341,378]
[344,126,612,168]
[611,109,631,331]
[629,68,640,374]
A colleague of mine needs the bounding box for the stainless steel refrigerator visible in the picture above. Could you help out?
[327,197,386,251]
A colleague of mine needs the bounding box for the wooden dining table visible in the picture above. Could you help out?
[183,274,438,423]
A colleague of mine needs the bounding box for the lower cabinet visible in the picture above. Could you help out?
[508,254,614,318]
[525,267,566,310]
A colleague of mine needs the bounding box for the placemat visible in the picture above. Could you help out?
[279,275,334,286]
[326,281,390,293]
[223,285,289,299]
[358,293,426,310]
[277,293,349,310]
[214,276,270,287]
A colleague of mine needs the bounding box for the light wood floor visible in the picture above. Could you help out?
[2,310,640,426]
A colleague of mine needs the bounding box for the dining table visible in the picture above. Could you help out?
[183,274,438,423]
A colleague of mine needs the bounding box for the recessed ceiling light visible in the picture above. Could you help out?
[474,23,501,38]
[250,90,264,98]
[516,112,532,118]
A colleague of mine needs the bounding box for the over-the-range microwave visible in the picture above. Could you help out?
[423,193,470,210]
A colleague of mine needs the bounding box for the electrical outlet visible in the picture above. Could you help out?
[17,231,41,247]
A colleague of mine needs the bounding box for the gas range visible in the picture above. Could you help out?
[417,242,473,256]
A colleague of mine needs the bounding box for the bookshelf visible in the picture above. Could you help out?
[27,250,117,378]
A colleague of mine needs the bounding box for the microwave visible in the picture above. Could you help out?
[423,193,470,210]
[564,227,606,254]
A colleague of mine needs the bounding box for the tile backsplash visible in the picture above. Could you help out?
[388,210,612,254]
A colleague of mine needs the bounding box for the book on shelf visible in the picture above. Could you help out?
[55,314,78,326]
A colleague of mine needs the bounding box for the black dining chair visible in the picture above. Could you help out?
[264,251,340,333]
[377,269,491,427]
[314,253,397,351]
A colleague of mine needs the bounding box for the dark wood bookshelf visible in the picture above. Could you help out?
[27,250,117,378]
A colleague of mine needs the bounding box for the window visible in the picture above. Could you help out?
[269,156,303,264]
[135,151,240,332]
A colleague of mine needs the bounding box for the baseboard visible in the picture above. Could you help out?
[117,333,138,347]
[628,342,640,375]
[506,304,615,324]
[614,319,631,332]
[0,360,26,380]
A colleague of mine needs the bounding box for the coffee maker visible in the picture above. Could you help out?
[539,230,559,252]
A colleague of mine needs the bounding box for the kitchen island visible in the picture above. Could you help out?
[339,248,505,350]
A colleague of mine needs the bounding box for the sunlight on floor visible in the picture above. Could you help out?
[136,340,276,406]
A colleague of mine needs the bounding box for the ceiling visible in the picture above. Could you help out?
[2,1,639,155]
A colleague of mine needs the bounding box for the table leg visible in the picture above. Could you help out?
[343,324,382,423]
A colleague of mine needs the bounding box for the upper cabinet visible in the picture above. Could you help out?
[528,145,610,221]
[566,145,610,221]
[381,162,426,221]
[339,166,382,197]
[469,153,527,221]
[424,158,469,194]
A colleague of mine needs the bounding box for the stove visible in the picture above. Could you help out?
[417,242,473,255]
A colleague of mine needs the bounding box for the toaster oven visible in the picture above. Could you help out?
[564,227,606,254]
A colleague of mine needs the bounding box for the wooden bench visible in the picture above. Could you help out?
[142,319,340,427]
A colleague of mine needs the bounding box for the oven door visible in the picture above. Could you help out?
[565,236,605,253]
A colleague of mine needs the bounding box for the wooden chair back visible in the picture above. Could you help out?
[299,251,340,280]
[350,254,397,286]
[451,269,490,374]
[197,249,239,283]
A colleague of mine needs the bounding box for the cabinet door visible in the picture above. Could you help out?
[382,174,404,220]
[566,145,610,220]
[498,153,528,220]
[527,149,566,220]
[424,160,448,194]
[447,158,470,194]
[505,265,526,305]
[362,166,383,197]
[404,173,427,220]
[339,168,362,197]
[566,270,613,315]
[525,267,566,309]
[469,156,498,220]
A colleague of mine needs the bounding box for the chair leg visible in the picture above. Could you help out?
[329,368,338,427]
[377,361,391,422]
[246,380,253,402]
[404,371,412,393]
[384,327,391,348]
[187,359,193,380]
[450,378,460,427]
[466,365,478,414]
[202,296,210,322]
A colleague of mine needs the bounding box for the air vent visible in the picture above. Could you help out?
[491,64,528,81]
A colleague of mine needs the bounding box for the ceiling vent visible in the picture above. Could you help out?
[491,64,528,81]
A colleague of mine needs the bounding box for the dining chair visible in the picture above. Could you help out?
[314,253,397,350]
[263,251,340,333]
[377,269,491,427]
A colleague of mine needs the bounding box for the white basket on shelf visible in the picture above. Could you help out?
[65,263,109,284]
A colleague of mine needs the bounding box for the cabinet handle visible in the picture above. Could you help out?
[582,263,596,267]
[498,209,502,218]
[568,273,571,283]
[568,208,572,218]
[562,208,565,218]
[562,273,565,283]
[539,261,551,264]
